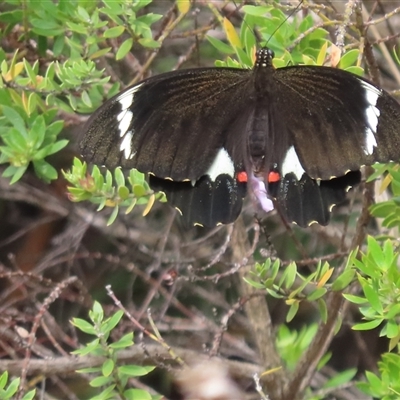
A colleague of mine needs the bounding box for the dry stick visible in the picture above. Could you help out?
[0,343,262,380]
[17,276,78,400]
[106,285,185,367]
[284,176,375,399]
[136,210,176,321]
[209,296,248,357]
[362,4,400,84]
[233,217,287,400]
[131,6,190,85]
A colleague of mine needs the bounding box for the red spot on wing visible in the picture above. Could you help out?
[268,171,280,183]
[237,171,248,183]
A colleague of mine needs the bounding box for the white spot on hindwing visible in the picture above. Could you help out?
[360,80,381,155]
[282,146,305,180]
[116,83,143,159]
[206,148,235,181]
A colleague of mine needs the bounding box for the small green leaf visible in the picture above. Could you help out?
[343,293,367,305]
[118,365,155,377]
[116,38,133,60]
[102,359,114,377]
[90,375,113,387]
[138,37,160,49]
[107,205,119,225]
[109,333,134,349]
[105,310,124,332]
[286,300,299,323]
[0,372,8,390]
[353,319,383,331]
[2,106,27,135]
[3,377,19,398]
[331,269,355,291]
[322,368,357,389]
[104,26,125,38]
[71,318,96,335]
[123,389,152,400]
[307,287,327,301]
[361,281,383,313]
[81,90,92,108]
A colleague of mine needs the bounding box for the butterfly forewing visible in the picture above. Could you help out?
[81,67,252,181]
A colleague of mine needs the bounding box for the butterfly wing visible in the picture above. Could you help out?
[81,67,254,226]
[274,65,400,180]
[81,67,252,180]
[265,66,400,226]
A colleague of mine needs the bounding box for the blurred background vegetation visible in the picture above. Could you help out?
[1,0,400,399]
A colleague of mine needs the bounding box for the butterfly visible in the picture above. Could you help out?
[80,47,400,227]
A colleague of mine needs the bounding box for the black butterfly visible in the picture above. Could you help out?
[80,48,400,227]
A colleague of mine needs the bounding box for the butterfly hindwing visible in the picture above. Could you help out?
[272,171,362,227]
[150,172,247,227]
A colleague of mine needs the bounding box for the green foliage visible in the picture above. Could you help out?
[357,353,400,399]
[0,372,35,400]
[276,324,319,371]
[0,0,162,185]
[64,159,165,225]
[344,237,400,348]
[210,4,362,73]
[244,255,355,324]
[369,163,400,230]
[72,301,160,400]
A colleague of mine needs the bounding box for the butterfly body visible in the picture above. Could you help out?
[81,48,400,227]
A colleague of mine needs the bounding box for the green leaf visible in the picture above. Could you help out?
[71,318,96,335]
[104,26,125,38]
[206,35,234,55]
[307,287,327,301]
[385,319,399,339]
[123,389,152,400]
[138,37,160,49]
[339,49,359,69]
[102,359,114,377]
[7,165,28,184]
[283,262,297,289]
[81,90,92,108]
[3,377,19,398]
[109,333,134,349]
[343,293,367,305]
[2,106,27,135]
[116,38,133,60]
[318,298,328,324]
[118,365,155,377]
[361,280,383,313]
[353,319,383,331]
[107,205,119,225]
[286,300,299,323]
[105,310,124,332]
[90,375,113,387]
[322,368,357,389]
[33,160,58,181]
[0,372,8,390]
[331,269,355,291]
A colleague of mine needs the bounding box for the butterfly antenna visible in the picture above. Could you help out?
[265,0,304,47]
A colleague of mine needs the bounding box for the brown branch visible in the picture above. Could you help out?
[0,344,262,381]
[232,217,287,400]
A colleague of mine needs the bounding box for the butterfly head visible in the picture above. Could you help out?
[255,48,275,68]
